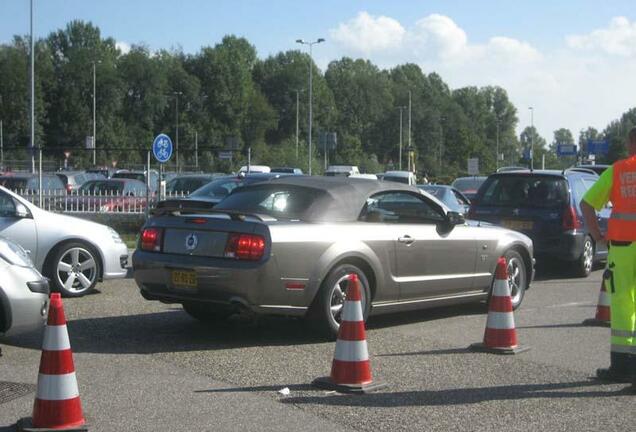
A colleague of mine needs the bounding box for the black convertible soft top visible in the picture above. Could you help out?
[221,176,422,222]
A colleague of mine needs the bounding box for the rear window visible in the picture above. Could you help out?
[1,178,28,190]
[113,172,145,182]
[420,186,445,199]
[479,175,569,208]
[215,186,323,219]
[80,180,124,194]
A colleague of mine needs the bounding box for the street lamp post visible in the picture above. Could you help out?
[408,90,412,172]
[30,0,35,173]
[173,91,183,172]
[439,116,446,174]
[92,60,101,166]
[495,118,500,170]
[296,38,325,175]
[529,106,534,170]
[397,106,405,170]
[295,89,300,159]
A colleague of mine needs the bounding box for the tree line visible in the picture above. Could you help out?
[0,20,635,178]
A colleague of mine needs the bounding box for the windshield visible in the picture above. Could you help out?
[79,180,125,194]
[452,178,486,192]
[215,185,322,219]
[479,175,569,208]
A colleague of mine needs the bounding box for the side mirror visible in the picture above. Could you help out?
[15,202,30,218]
[447,211,466,226]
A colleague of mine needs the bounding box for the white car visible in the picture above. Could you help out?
[0,186,129,297]
[0,236,49,336]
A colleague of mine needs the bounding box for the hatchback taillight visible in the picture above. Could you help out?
[224,233,266,261]
[140,227,163,252]
[562,206,582,230]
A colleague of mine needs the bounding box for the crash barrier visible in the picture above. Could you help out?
[13,189,188,214]
[469,257,530,355]
[583,278,611,327]
[17,293,87,432]
[313,273,387,394]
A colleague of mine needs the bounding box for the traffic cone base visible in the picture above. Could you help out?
[17,417,88,432]
[582,318,611,327]
[468,342,531,355]
[311,273,387,394]
[469,257,529,355]
[312,376,388,394]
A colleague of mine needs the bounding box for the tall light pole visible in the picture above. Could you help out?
[529,106,534,170]
[439,116,446,174]
[92,60,101,166]
[495,118,500,170]
[295,89,300,159]
[30,0,35,173]
[173,91,183,172]
[408,90,412,172]
[296,38,325,175]
[397,106,405,170]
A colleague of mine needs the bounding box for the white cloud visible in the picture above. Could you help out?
[116,41,131,55]
[328,13,635,143]
[329,11,405,55]
[567,16,636,57]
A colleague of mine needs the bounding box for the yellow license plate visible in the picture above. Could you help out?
[171,270,197,288]
[502,219,533,230]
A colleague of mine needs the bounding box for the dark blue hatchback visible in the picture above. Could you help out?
[468,169,609,277]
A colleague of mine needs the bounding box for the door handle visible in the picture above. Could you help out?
[398,235,415,245]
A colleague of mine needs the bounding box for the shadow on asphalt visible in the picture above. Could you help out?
[533,260,604,282]
[1,302,490,354]
[278,380,631,407]
[517,322,587,329]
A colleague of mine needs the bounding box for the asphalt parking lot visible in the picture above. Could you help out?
[1,263,634,431]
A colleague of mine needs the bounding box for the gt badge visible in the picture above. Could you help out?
[185,233,198,251]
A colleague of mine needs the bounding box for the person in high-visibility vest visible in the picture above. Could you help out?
[581,127,636,385]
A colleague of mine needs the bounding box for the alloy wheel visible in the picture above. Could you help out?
[56,247,98,295]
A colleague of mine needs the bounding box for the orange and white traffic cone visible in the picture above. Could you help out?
[18,293,87,432]
[469,257,530,355]
[312,274,387,394]
[583,279,610,327]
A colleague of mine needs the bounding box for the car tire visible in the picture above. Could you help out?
[182,303,233,323]
[309,263,371,339]
[490,250,526,310]
[46,241,101,298]
[574,235,594,278]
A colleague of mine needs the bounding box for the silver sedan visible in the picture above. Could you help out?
[134,177,534,336]
[0,186,129,297]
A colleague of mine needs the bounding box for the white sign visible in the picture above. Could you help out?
[85,136,94,150]
[467,158,479,175]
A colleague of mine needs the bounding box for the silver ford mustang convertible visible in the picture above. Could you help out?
[133,177,534,336]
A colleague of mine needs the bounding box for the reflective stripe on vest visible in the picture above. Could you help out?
[608,157,636,241]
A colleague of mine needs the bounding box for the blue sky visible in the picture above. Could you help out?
[2,1,636,142]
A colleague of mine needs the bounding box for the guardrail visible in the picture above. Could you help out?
[13,189,189,214]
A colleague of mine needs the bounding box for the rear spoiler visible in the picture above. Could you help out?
[153,199,276,221]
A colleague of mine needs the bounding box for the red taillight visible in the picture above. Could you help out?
[224,233,266,261]
[140,227,163,252]
[562,206,582,230]
[66,184,73,194]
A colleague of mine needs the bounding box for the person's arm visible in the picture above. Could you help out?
[580,200,605,243]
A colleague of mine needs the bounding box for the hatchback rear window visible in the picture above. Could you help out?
[479,175,569,208]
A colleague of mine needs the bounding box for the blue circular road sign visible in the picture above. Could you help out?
[152,134,173,163]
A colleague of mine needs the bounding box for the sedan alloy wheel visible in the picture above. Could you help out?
[53,245,99,297]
